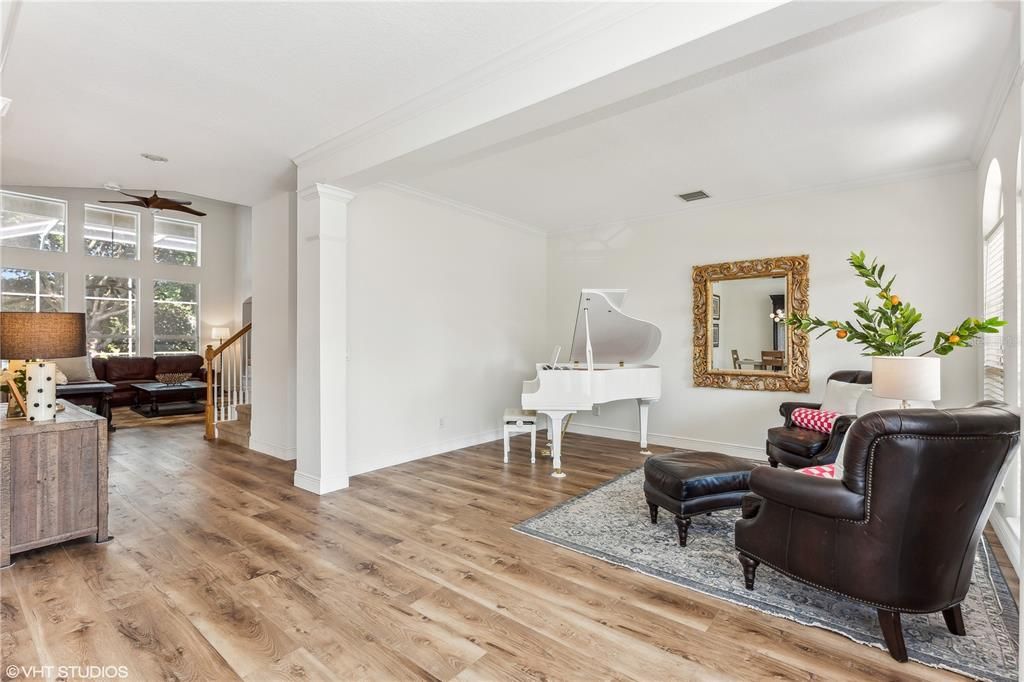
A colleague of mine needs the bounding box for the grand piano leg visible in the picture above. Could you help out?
[638,399,654,455]
[541,410,573,478]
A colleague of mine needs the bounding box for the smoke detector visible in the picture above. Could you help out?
[140,152,168,163]
[677,190,710,202]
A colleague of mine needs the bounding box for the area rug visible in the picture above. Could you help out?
[514,468,1019,681]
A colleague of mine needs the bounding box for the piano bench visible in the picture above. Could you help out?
[643,450,759,547]
[503,408,537,464]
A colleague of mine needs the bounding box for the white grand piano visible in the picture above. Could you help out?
[522,289,662,477]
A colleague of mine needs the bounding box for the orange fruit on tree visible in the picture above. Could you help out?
[948,334,960,344]
[836,329,848,339]
[889,295,900,306]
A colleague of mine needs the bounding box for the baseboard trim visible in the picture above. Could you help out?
[351,428,504,476]
[565,422,765,461]
[249,437,297,461]
[293,470,349,495]
[989,509,1021,577]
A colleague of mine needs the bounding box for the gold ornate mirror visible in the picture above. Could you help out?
[692,255,810,392]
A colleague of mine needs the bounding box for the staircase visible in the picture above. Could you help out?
[205,323,253,445]
[216,403,251,448]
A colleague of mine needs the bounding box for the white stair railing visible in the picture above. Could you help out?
[204,324,252,439]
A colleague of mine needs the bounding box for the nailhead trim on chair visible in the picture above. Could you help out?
[739,432,1015,611]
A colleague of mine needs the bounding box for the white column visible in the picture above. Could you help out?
[294,183,355,495]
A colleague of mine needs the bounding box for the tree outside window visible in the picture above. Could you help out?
[154,279,199,354]
[85,275,138,357]
[0,268,65,312]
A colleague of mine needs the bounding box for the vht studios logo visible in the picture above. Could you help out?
[6,665,129,679]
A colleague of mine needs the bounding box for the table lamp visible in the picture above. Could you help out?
[871,356,941,408]
[1,312,87,422]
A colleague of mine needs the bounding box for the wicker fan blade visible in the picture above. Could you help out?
[98,200,148,207]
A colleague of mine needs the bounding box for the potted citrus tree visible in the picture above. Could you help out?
[788,251,1005,404]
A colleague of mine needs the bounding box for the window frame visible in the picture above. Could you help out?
[981,159,1006,403]
[84,274,140,358]
[83,203,141,261]
[0,190,69,253]
[153,215,202,267]
[0,268,67,312]
[152,278,201,355]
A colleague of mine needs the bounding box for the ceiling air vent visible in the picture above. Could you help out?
[677,190,710,202]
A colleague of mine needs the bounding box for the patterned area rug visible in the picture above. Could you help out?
[514,468,1019,681]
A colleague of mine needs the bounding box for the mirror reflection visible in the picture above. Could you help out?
[710,276,787,372]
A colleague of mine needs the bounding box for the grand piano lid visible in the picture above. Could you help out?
[569,289,662,364]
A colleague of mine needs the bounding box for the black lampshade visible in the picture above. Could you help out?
[0,312,87,360]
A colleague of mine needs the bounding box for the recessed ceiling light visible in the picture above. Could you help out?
[678,190,710,202]
[140,153,168,163]
[103,182,121,191]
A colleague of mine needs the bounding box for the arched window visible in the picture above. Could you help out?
[982,158,1004,401]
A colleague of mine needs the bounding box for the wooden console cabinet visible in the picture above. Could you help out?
[1,400,109,567]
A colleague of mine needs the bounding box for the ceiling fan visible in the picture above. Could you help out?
[98,190,206,217]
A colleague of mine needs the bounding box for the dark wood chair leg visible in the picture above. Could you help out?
[942,605,966,636]
[737,553,759,590]
[674,516,691,546]
[877,610,908,662]
[768,456,779,468]
[648,503,659,524]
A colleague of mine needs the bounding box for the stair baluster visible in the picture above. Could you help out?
[205,323,252,441]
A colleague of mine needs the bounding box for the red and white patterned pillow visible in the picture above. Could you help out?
[797,463,836,479]
[791,407,839,434]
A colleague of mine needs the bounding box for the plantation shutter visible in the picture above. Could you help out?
[983,223,1005,401]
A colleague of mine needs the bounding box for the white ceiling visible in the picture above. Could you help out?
[404,2,1017,231]
[0,1,595,205]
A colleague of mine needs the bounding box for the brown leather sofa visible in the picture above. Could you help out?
[736,401,1020,662]
[91,354,206,407]
[766,369,872,469]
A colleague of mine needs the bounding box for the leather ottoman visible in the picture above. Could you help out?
[643,450,760,546]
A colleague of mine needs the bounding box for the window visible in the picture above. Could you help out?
[153,279,199,354]
[0,268,65,312]
[0,190,67,251]
[85,275,138,357]
[982,159,1005,401]
[84,205,139,259]
[154,216,200,266]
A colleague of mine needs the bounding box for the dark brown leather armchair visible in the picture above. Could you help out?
[737,402,1020,662]
[766,369,872,469]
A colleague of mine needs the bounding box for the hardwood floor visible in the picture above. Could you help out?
[1,421,1016,681]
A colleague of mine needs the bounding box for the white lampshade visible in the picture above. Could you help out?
[872,356,941,402]
[211,327,230,340]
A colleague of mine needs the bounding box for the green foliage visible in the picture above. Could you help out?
[788,251,1006,357]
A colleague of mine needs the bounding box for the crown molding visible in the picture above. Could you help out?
[292,4,648,167]
[377,182,547,237]
[554,159,976,235]
[298,183,356,204]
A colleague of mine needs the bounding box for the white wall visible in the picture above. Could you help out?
[345,185,547,476]
[233,205,252,332]
[249,190,297,460]
[0,185,244,353]
[547,170,980,459]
